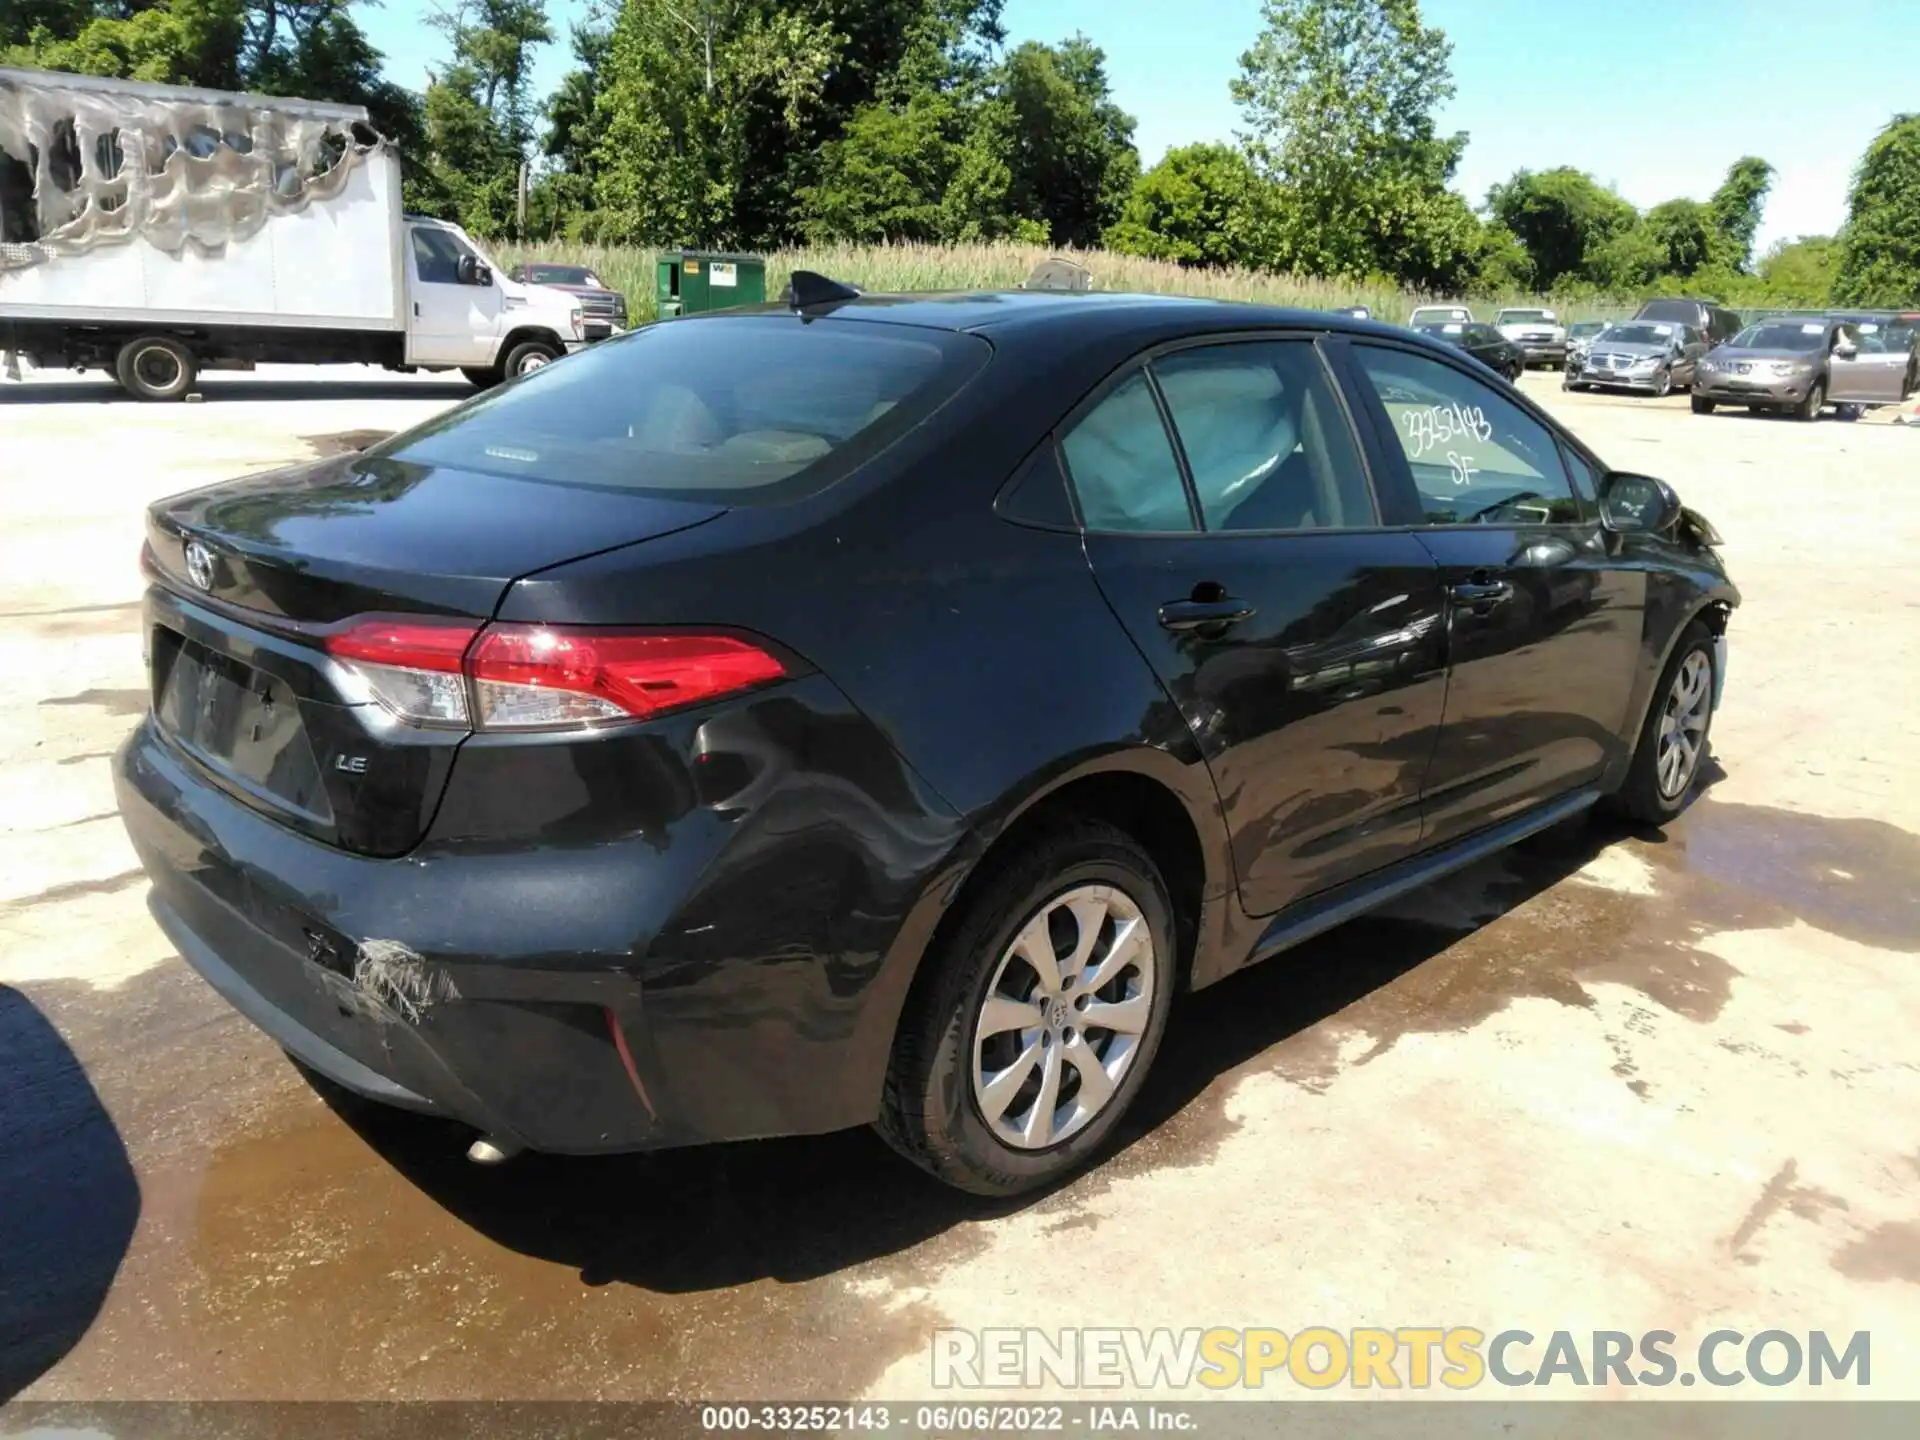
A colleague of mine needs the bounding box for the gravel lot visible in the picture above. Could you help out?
[3,364,1918,1403]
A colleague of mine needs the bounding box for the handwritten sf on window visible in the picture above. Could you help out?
[1401,402,1493,459]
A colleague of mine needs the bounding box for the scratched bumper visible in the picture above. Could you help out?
[114,719,671,1153]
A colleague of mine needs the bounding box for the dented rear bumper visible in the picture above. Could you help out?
[113,671,966,1156]
[118,724,663,1151]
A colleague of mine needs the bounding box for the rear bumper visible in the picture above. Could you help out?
[114,675,966,1154]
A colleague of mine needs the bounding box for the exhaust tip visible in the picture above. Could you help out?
[466,1135,521,1165]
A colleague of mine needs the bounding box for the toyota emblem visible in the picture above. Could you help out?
[184,539,216,591]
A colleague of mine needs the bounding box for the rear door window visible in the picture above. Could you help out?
[1059,372,1195,532]
[1350,345,1582,525]
[378,317,990,503]
[1150,341,1374,531]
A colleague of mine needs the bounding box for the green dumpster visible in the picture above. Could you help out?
[656,251,767,319]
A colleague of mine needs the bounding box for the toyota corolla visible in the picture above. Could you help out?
[116,283,1738,1195]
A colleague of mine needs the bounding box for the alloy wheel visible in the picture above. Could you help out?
[1656,650,1711,798]
[970,884,1155,1151]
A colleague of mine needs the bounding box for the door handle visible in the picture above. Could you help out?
[1449,579,1514,609]
[1158,597,1255,632]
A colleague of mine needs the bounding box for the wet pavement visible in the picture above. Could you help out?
[5,371,1920,1403]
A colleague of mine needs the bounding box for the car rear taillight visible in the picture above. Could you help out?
[322,617,786,732]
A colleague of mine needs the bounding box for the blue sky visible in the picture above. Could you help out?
[363,0,1915,252]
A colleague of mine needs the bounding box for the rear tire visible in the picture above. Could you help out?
[1691,395,1715,415]
[876,821,1177,1197]
[115,335,196,402]
[1606,621,1716,826]
[1794,380,1824,422]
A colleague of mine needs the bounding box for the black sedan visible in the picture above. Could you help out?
[117,286,1738,1195]
[1414,319,1527,381]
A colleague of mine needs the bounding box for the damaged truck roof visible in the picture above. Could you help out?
[0,66,387,266]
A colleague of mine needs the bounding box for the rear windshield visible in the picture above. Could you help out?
[376,317,990,503]
[1729,322,1827,351]
[1498,309,1552,324]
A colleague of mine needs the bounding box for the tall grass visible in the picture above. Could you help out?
[495,238,1639,325]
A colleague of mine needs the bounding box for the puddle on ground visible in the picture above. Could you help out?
[12,792,1918,1397]
[15,964,987,1400]
[39,688,147,717]
[0,601,142,639]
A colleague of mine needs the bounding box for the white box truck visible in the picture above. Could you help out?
[0,66,585,399]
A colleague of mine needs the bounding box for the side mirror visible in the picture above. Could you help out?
[1833,339,1858,360]
[1598,471,1681,534]
[456,255,492,287]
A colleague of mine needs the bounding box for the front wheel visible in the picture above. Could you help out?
[1651,367,1672,398]
[461,365,499,390]
[1794,380,1824,422]
[501,339,560,379]
[115,335,197,401]
[1607,623,1716,825]
[1691,394,1715,415]
[876,821,1177,1196]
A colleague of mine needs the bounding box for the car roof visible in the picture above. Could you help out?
[691,288,1424,343]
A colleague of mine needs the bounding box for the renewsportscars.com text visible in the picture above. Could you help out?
[932,1327,1871,1391]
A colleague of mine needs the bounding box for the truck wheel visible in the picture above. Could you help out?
[501,340,560,379]
[460,366,500,390]
[115,336,197,402]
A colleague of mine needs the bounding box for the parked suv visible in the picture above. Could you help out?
[1635,298,1743,346]
[1693,315,1916,419]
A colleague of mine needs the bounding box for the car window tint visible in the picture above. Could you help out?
[1558,444,1602,521]
[409,227,470,285]
[1151,342,1374,531]
[1059,371,1194,532]
[379,317,989,503]
[1352,345,1582,526]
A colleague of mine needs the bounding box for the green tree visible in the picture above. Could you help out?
[1643,197,1713,277]
[592,1,1002,248]
[1105,142,1275,268]
[1583,223,1665,291]
[3,0,247,86]
[1834,113,1920,308]
[1707,155,1773,272]
[797,88,965,242]
[1485,166,1638,287]
[1757,234,1837,306]
[945,36,1138,248]
[531,11,612,235]
[1471,219,1533,290]
[1230,0,1468,282]
[417,0,554,233]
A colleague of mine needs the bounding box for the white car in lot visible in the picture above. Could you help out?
[1495,308,1569,369]
[1408,304,1474,329]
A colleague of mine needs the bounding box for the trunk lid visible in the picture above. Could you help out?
[142,453,725,855]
